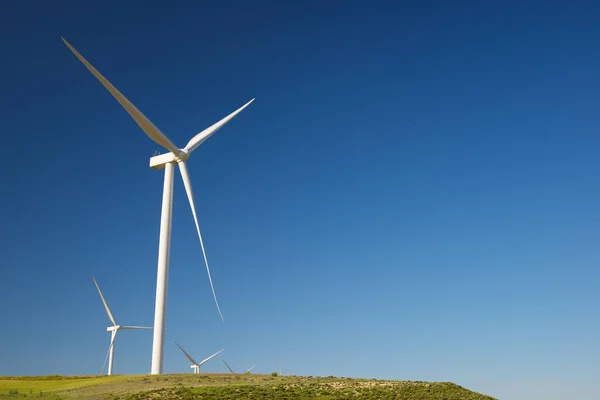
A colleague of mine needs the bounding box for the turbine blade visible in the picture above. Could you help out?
[222,360,235,373]
[61,38,181,155]
[91,275,117,326]
[119,326,153,330]
[245,365,255,373]
[174,341,199,366]
[101,333,116,375]
[177,161,224,321]
[199,348,224,366]
[183,99,255,154]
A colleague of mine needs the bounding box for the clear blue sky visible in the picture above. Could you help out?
[1,1,599,399]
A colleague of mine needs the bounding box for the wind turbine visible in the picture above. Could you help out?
[221,360,254,374]
[222,360,236,373]
[91,275,152,375]
[175,341,224,373]
[62,38,254,374]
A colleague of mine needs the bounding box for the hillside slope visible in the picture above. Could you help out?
[0,374,497,399]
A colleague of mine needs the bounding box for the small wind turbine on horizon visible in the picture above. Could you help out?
[221,360,254,374]
[222,360,236,374]
[91,275,152,376]
[221,361,255,374]
[62,38,254,374]
[175,341,224,374]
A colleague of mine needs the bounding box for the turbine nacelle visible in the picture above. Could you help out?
[149,150,190,170]
[107,325,120,332]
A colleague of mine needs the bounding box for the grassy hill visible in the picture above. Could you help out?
[0,374,497,399]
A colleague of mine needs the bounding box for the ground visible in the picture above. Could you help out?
[0,374,497,399]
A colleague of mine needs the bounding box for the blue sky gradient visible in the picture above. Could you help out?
[1,1,599,399]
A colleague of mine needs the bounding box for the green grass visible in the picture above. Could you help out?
[0,376,132,397]
[0,374,497,399]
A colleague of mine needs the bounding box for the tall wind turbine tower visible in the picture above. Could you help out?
[63,38,254,374]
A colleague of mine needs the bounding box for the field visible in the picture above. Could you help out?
[0,374,497,399]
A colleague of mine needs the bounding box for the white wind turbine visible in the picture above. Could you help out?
[175,341,224,373]
[91,275,152,375]
[62,38,254,374]
[222,360,236,373]
[221,360,254,374]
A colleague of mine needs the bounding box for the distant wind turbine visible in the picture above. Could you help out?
[221,360,254,374]
[62,38,254,374]
[222,360,236,374]
[91,275,152,375]
[175,341,224,373]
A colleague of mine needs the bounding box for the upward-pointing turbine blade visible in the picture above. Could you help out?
[61,38,182,156]
[174,341,199,366]
[245,365,255,373]
[177,161,224,321]
[199,348,224,366]
[91,275,117,326]
[183,98,255,154]
[222,360,235,373]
